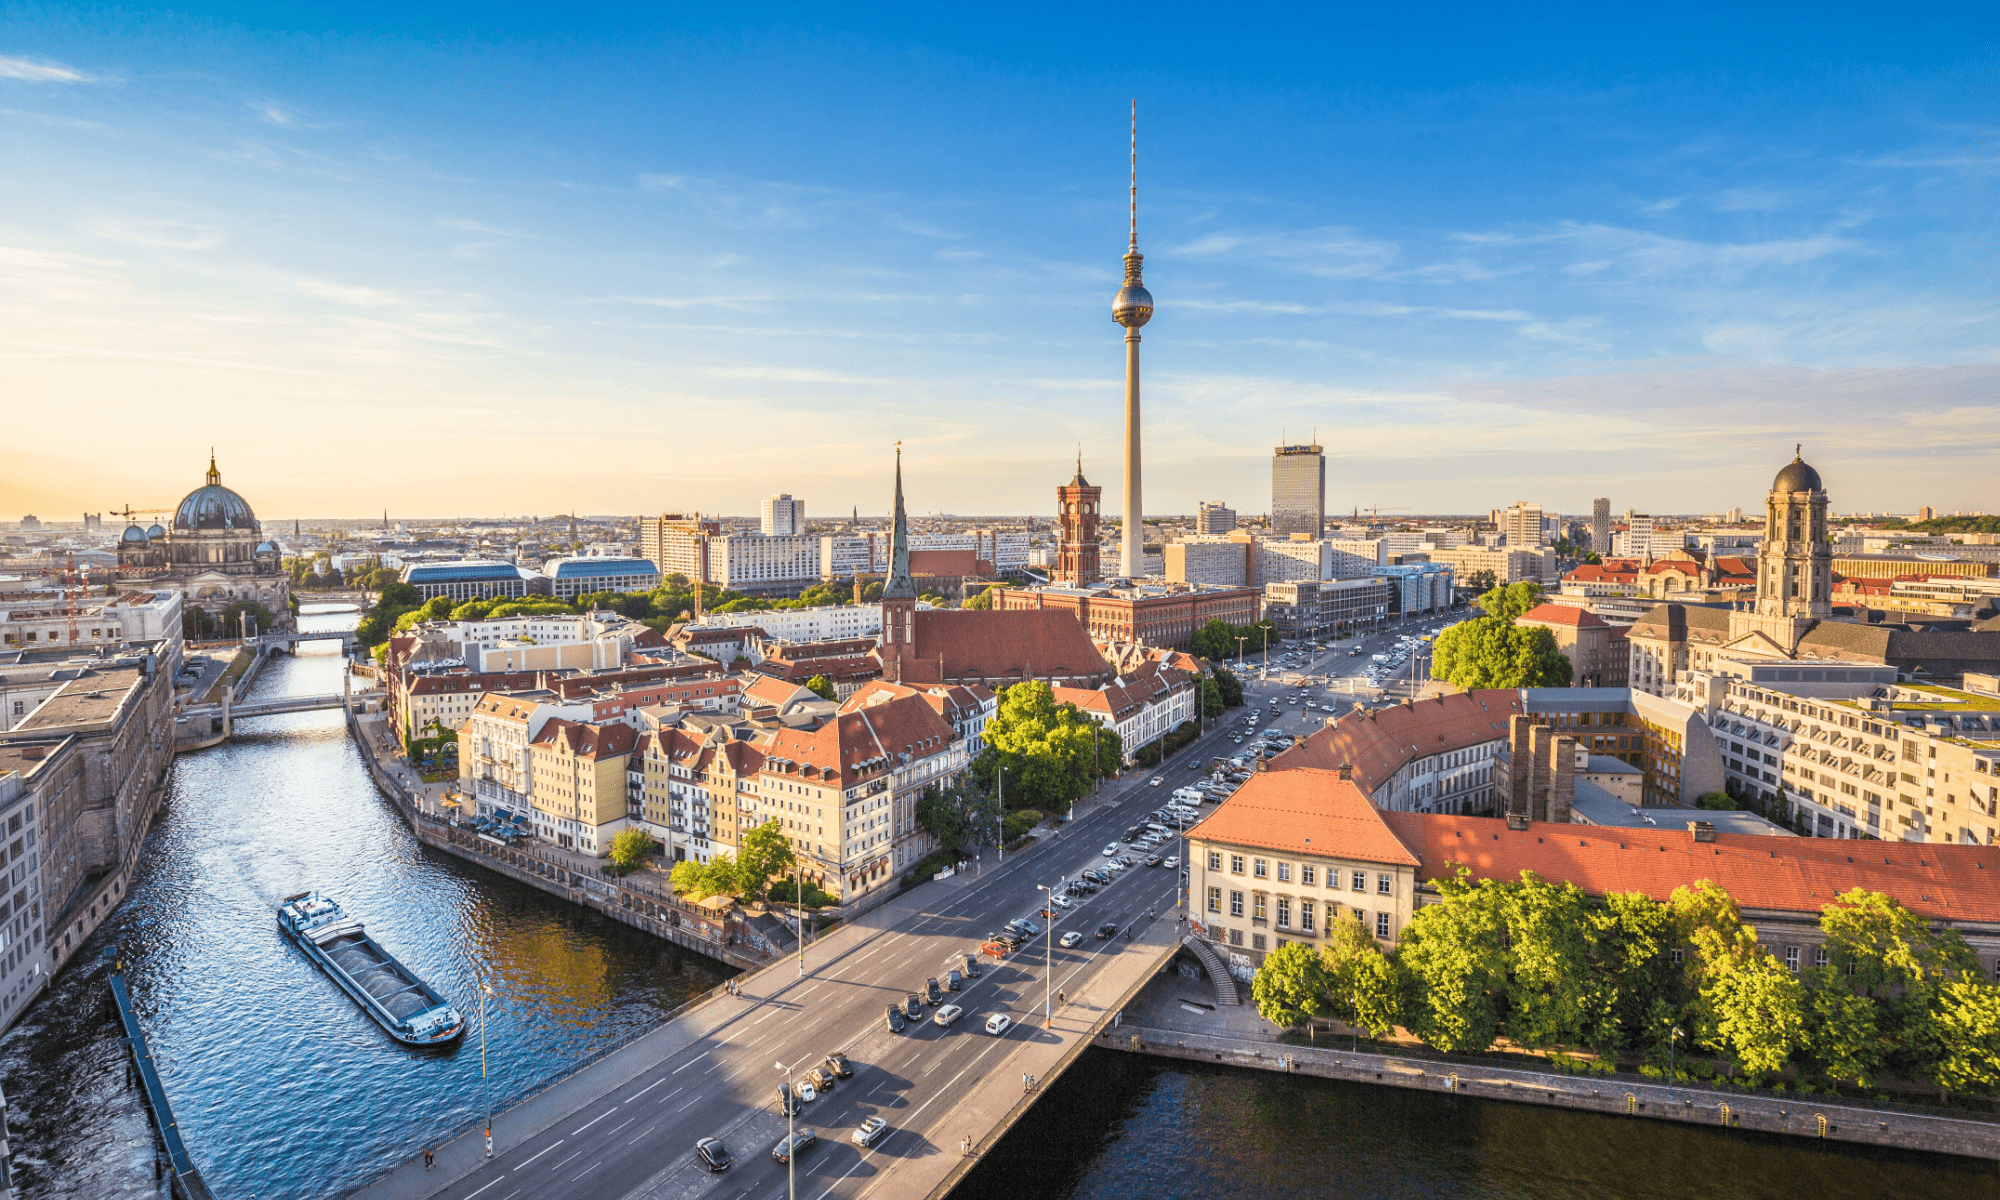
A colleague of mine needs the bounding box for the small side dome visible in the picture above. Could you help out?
[121,523,150,544]
[147,523,167,539]
[256,540,278,555]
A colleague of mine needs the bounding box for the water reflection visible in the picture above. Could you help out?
[0,609,726,1199]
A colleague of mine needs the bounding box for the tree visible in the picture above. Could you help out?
[1816,887,1977,1079]
[916,781,1000,852]
[669,859,708,897]
[1476,581,1545,621]
[736,820,797,898]
[608,828,656,871]
[1594,890,1684,1063]
[1320,918,1401,1038]
[1252,943,1332,1029]
[1499,872,1606,1052]
[1210,664,1243,708]
[1396,870,1509,1052]
[964,584,1000,610]
[1803,966,1886,1087]
[804,674,838,702]
[1461,568,1497,594]
[1932,979,2000,1096]
[973,681,1122,814]
[1696,790,1737,811]
[1430,584,1572,690]
[1200,675,1226,719]
[1705,947,1807,1079]
[1191,617,1279,664]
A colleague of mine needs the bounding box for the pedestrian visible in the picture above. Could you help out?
[423,1146,434,1170]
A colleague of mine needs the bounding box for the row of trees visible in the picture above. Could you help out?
[1251,872,2000,1097]
[1430,581,1572,690]
[182,599,278,641]
[666,819,799,902]
[1191,617,1280,665]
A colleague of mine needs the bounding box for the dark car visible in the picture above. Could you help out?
[1144,855,1162,867]
[694,1137,731,1172]
[1096,922,1119,939]
[904,993,923,1020]
[960,953,980,978]
[946,969,963,992]
[1123,825,1144,841]
[806,1065,835,1093]
[824,1051,853,1078]
[886,1004,906,1033]
[776,1085,802,1117]
[989,930,1023,950]
[925,977,943,1005]
[772,1128,817,1164]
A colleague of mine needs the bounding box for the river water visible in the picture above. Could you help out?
[0,608,728,1199]
[2,608,1992,1199]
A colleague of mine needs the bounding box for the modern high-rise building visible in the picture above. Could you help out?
[1591,498,1611,557]
[1055,459,1104,587]
[1626,513,1657,559]
[1498,501,1544,549]
[1113,104,1154,579]
[761,494,804,537]
[1195,501,1237,534]
[1271,444,1325,537]
[638,513,721,583]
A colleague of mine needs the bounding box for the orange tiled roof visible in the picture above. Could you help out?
[1271,689,1523,798]
[1520,603,1607,628]
[1187,768,1419,866]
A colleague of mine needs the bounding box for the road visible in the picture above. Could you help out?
[1216,613,1462,749]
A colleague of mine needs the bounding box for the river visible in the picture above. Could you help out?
[1,608,1992,1199]
[0,607,728,1199]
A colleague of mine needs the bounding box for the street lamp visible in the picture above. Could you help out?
[1234,635,1247,675]
[995,765,1008,864]
[1668,1026,1683,1085]
[1036,883,1056,1029]
[479,979,495,1157]
[776,1061,796,1200]
[794,863,806,978]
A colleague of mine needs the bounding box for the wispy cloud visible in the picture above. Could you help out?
[1171,226,1400,280]
[295,279,401,306]
[83,219,224,250]
[617,293,775,311]
[0,55,94,83]
[637,173,841,230]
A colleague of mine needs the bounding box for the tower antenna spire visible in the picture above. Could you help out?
[1129,99,1139,253]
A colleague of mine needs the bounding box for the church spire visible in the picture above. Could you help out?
[206,448,220,486]
[883,442,915,600]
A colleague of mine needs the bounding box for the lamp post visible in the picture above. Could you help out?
[1234,635,1247,673]
[1036,883,1056,1029]
[776,1061,795,1200]
[1668,1026,1682,1085]
[795,862,806,978]
[996,765,1007,863]
[479,979,494,1157]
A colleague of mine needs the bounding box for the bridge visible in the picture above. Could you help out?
[343,725,1238,1200]
[258,628,362,653]
[179,672,384,746]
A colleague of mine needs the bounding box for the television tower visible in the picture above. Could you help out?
[1112,100,1154,579]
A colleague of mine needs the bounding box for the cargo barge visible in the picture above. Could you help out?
[278,892,466,1046]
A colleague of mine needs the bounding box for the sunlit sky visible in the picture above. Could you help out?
[3,6,1996,525]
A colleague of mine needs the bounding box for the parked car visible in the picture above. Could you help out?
[959,953,980,978]
[694,1137,732,1172]
[1010,918,1041,936]
[1050,893,1072,909]
[985,1013,1014,1035]
[772,1129,817,1164]
[933,1003,964,1027]
[925,978,943,1005]
[795,1081,818,1103]
[905,994,923,1020]
[946,969,963,991]
[886,1004,906,1033]
[824,1051,852,1078]
[806,1066,836,1093]
[1102,843,1121,856]
[853,1116,888,1148]
[776,1085,802,1117]
[1060,931,1084,948]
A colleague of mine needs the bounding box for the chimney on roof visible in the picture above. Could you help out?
[1505,811,1530,832]
[1255,755,1268,773]
[1338,762,1352,781]
[1689,820,1717,843]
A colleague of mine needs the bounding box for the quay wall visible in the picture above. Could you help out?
[1099,1025,2000,1163]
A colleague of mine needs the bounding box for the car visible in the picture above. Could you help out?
[1164,855,1179,868]
[925,978,943,1005]
[1116,855,1136,868]
[933,1003,964,1027]
[772,1129,817,1164]
[947,968,964,991]
[777,1085,803,1116]
[695,1137,732,1172]
[1050,893,1072,909]
[853,1116,888,1148]
[1144,855,1162,867]
[1011,918,1041,936]
[1149,776,1163,787]
[1059,930,1084,948]
[806,1066,835,1092]
[1103,843,1120,856]
[958,953,981,978]
[1187,759,1204,769]
[824,1051,853,1078]
[795,1081,818,1103]
[1096,922,1119,939]
[886,1002,906,1031]
[985,1013,1014,1035]
[905,994,923,1020]
[1106,858,1129,873]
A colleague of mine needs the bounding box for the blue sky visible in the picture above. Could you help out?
[2,5,1996,523]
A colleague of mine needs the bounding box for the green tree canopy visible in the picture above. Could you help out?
[1320,918,1402,1038]
[736,820,797,898]
[1430,583,1572,690]
[972,681,1122,814]
[803,674,838,702]
[1209,664,1244,708]
[608,828,656,871]
[1477,581,1545,621]
[1396,870,1510,1052]
[964,584,1000,610]
[915,780,1000,853]
[1252,943,1332,1029]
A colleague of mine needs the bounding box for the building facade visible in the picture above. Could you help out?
[542,555,662,601]
[1165,538,1250,588]
[1196,501,1237,535]
[761,494,805,537]
[401,561,545,602]
[1270,444,1326,538]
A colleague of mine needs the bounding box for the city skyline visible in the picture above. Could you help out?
[3,9,1996,519]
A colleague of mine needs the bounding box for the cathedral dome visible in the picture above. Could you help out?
[173,453,258,532]
[147,523,166,539]
[121,523,150,544]
[1772,450,1822,494]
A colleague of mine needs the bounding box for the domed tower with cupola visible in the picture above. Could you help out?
[1728,446,1832,652]
[168,450,273,574]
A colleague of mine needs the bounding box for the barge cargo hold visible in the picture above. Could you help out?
[277,891,466,1047]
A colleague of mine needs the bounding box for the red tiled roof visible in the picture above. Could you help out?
[1188,768,1419,866]
[531,718,637,760]
[763,691,957,787]
[1519,603,1607,628]
[899,609,1110,685]
[1381,812,2000,925]
[908,548,978,576]
[1271,689,1522,799]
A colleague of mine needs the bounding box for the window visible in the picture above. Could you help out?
[1301,864,1316,886]
[1785,945,1800,972]
[1251,933,1267,951]
[1229,890,1244,917]
[1377,873,1392,895]
[1351,870,1365,892]
[1208,851,1222,871]
[1253,859,1268,879]
[1252,893,1268,921]
[1375,912,1390,939]
[1207,886,1221,913]
[1276,862,1291,883]
[1230,855,1245,875]
[1300,903,1315,932]
[1228,927,1243,946]
[1275,897,1291,928]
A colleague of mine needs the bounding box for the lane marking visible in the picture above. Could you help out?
[657,1086,684,1104]
[572,1107,617,1134]
[515,1140,563,1167]
[673,1052,709,1073]
[549,1149,583,1172]
[606,1117,637,1136]
[678,1094,705,1112]
[754,1009,782,1025]
[573,1160,603,1181]
[626,1124,658,1146]
[464,1180,504,1200]
[628,1077,668,1100]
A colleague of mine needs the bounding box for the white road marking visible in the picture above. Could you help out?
[607,1117,637,1136]
[657,1086,684,1104]
[573,1159,603,1180]
[464,1180,504,1199]
[678,1094,705,1112]
[673,1052,709,1073]
[628,1077,668,1100]
[549,1149,582,1171]
[572,1107,617,1134]
[515,1140,562,1167]
[627,1124,658,1145]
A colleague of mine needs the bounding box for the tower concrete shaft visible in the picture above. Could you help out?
[1111,102,1153,579]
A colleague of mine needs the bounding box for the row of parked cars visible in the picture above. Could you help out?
[692,1051,864,1172]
